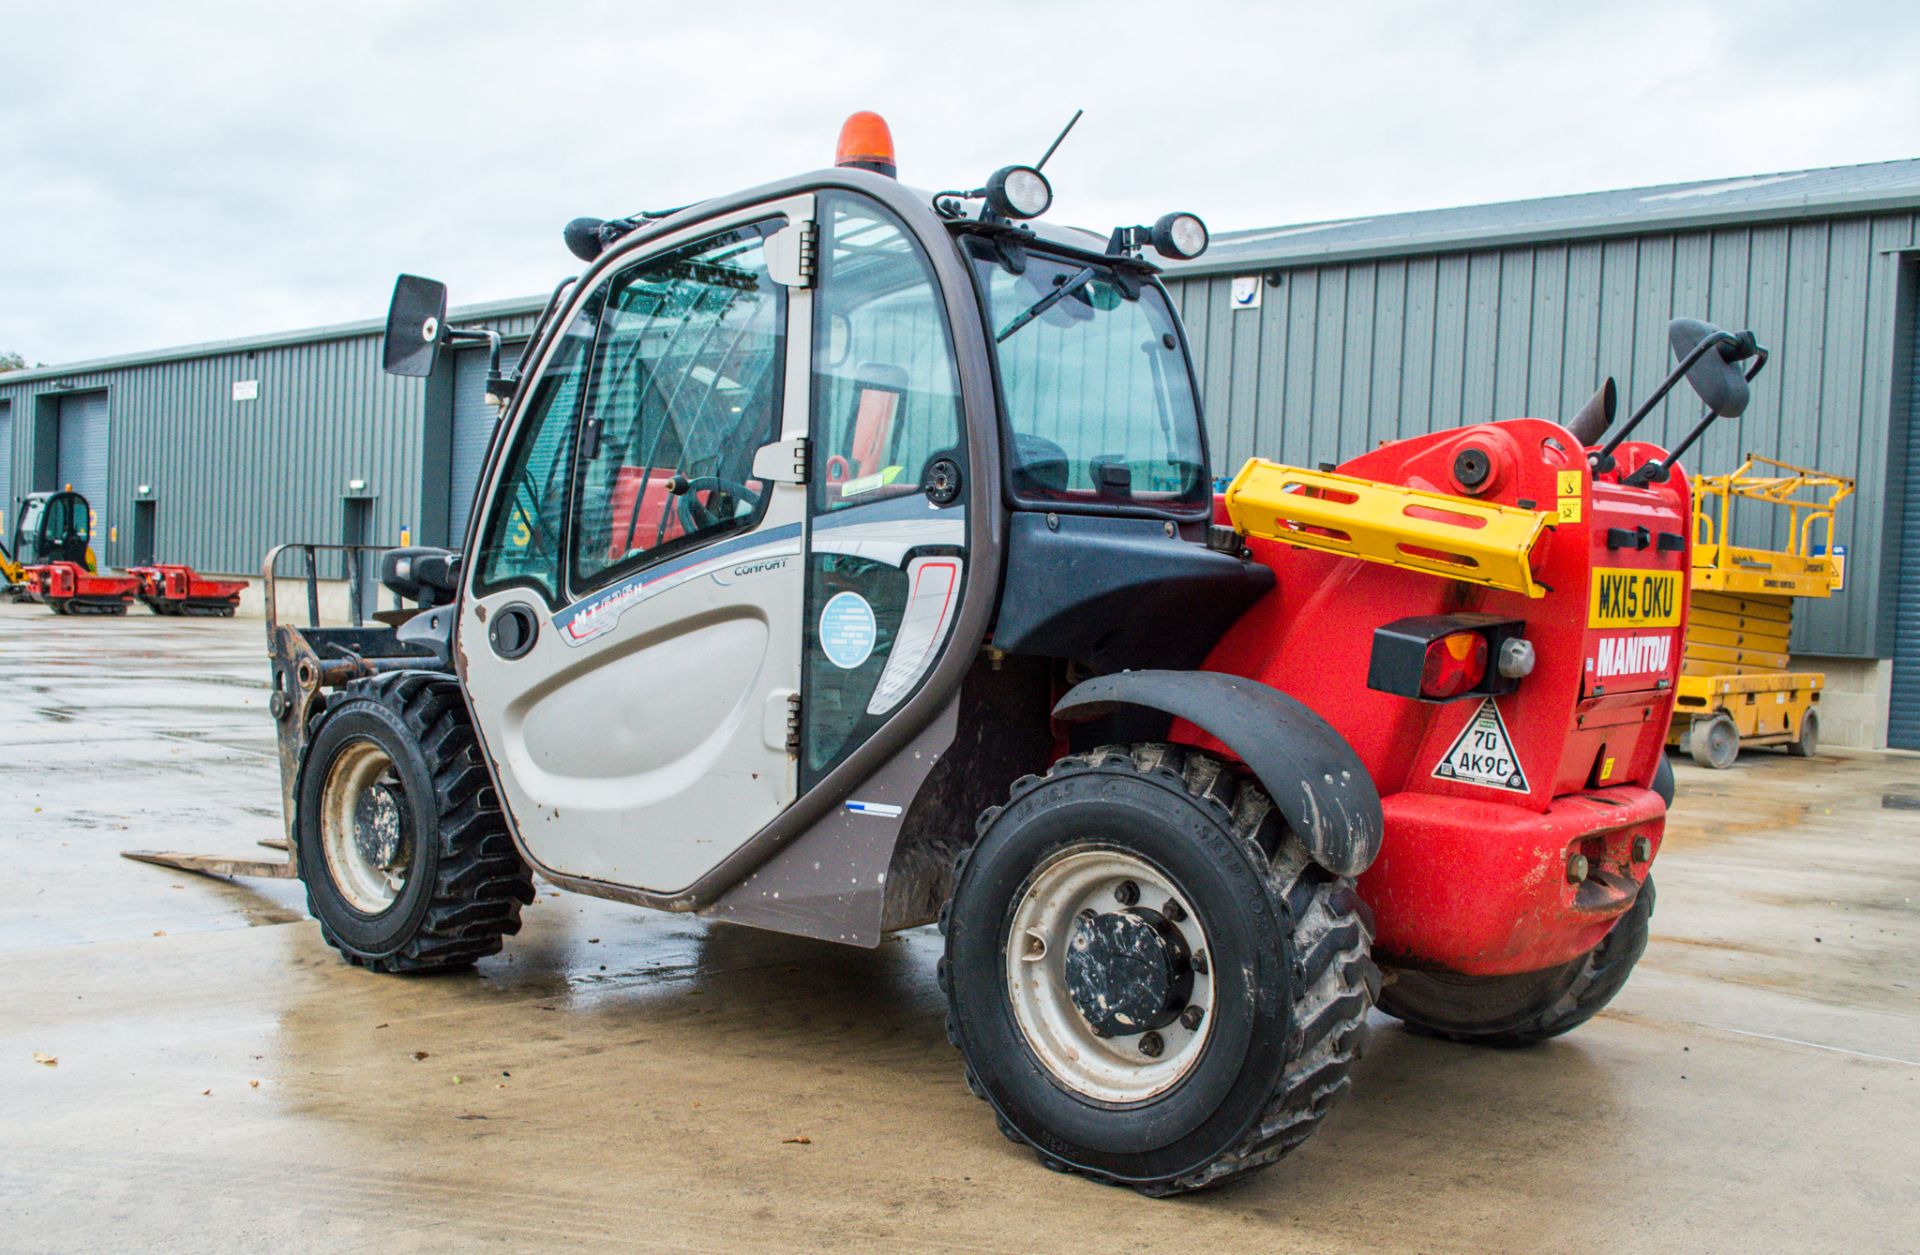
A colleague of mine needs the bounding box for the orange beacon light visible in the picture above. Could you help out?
[835,111,897,178]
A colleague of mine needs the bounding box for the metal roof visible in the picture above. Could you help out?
[8,158,1919,384]
[1168,157,1920,277]
[0,294,547,387]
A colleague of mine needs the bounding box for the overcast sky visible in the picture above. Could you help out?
[4,0,1917,366]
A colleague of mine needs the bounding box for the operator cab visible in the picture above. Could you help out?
[376,111,1267,911]
[14,491,92,567]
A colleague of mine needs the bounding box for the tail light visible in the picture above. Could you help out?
[1368,614,1525,704]
[1420,631,1488,700]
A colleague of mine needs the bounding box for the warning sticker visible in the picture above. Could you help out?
[1555,468,1583,523]
[1432,698,1530,793]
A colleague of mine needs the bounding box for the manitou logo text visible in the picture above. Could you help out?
[1595,633,1672,679]
[1588,567,1682,628]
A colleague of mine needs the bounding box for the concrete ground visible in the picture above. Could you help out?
[1,601,1915,1253]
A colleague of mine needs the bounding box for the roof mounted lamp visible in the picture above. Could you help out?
[1107,212,1209,261]
[836,111,898,178]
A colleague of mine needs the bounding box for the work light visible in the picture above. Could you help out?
[985,165,1053,220]
[1152,212,1209,260]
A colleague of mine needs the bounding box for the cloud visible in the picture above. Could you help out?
[2,0,1915,364]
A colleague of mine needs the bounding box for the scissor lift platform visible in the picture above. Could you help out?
[1669,455,1850,768]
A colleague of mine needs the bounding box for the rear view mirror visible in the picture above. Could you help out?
[1668,318,1750,418]
[383,274,449,377]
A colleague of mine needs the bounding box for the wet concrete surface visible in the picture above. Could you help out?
[1,600,1916,1252]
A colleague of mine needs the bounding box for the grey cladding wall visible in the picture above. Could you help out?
[0,307,540,575]
[1165,212,1920,658]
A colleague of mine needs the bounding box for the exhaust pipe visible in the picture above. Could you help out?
[1567,378,1617,446]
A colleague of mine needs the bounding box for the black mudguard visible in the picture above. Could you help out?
[1053,671,1384,878]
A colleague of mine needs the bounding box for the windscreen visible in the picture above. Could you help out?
[965,237,1206,510]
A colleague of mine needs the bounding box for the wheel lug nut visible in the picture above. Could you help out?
[1138,1031,1164,1058]
[1191,950,1209,975]
[1179,1005,1204,1031]
[1162,899,1187,923]
[1631,835,1652,863]
[1114,880,1140,906]
[1567,852,1590,884]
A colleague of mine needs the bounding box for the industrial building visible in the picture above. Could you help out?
[3,159,1916,748]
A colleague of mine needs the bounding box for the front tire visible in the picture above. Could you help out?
[295,672,533,973]
[940,744,1377,1195]
[1379,878,1654,1045]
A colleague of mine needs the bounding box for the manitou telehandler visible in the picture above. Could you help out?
[133,113,1766,1195]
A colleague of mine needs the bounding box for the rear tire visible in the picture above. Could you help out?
[1787,709,1819,758]
[1687,711,1739,769]
[1379,878,1653,1045]
[295,672,532,973]
[940,744,1377,1195]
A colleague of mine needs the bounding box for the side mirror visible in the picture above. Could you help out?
[1668,318,1750,418]
[383,274,449,377]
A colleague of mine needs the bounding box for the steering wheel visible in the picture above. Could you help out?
[676,475,763,532]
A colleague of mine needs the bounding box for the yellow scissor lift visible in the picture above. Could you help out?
[1669,455,1852,768]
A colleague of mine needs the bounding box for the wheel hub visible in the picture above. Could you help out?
[1064,908,1193,1036]
[352,783,405,871]
[1004,847,1216,1104]
[319,740,413,914]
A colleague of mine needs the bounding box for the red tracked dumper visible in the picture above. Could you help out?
[129,114,1766,1194]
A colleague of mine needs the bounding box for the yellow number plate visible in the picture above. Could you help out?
[1589,567,1682,628]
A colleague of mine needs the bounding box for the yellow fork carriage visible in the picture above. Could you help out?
[1670,455,1852,768]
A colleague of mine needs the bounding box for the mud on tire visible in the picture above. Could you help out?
[295,672,533,973]
[939,743,1378,1195]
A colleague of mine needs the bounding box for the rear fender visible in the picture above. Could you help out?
[1053,671,1383,877]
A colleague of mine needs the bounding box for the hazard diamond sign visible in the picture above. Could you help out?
[1431,698,1529,793]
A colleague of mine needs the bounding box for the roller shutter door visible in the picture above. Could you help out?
[1890,311,1920,750]
[0,400,12,534]
[57,391,109,534]
[449,344,520,546]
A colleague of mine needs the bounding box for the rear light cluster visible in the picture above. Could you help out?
[1420,631,1488,700]
[1368,614,1531,704]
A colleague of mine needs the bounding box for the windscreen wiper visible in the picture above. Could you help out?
[997,266,1097,343]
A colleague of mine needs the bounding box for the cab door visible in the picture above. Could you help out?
[459,197,814,894]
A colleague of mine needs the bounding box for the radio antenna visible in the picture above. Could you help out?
[1035,109,1084,171]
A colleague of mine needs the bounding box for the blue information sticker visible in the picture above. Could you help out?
[819,591,877,670]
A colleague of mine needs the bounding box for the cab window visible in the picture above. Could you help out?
[966,238,1206,512]
[811,198,964,512]
[801,195,966,787]
[473,293,602,605]
[569,223,785,593]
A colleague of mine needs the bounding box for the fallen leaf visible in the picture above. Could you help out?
[152,930,166,937]
[452,1075,463,1085]
[783,1135,812,1145]
[411,1051,429,1061]
[202,1089,212,1096]
[456,1113,488,1121]
[249,1080,261,1089]
[374,1023,389,1030]
[32,1053,57,1067]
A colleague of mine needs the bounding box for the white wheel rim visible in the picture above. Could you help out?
[319,740,411,914]
[1005,846,1215,1104]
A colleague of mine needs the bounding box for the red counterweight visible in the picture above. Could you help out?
[1186,419,1690,975]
